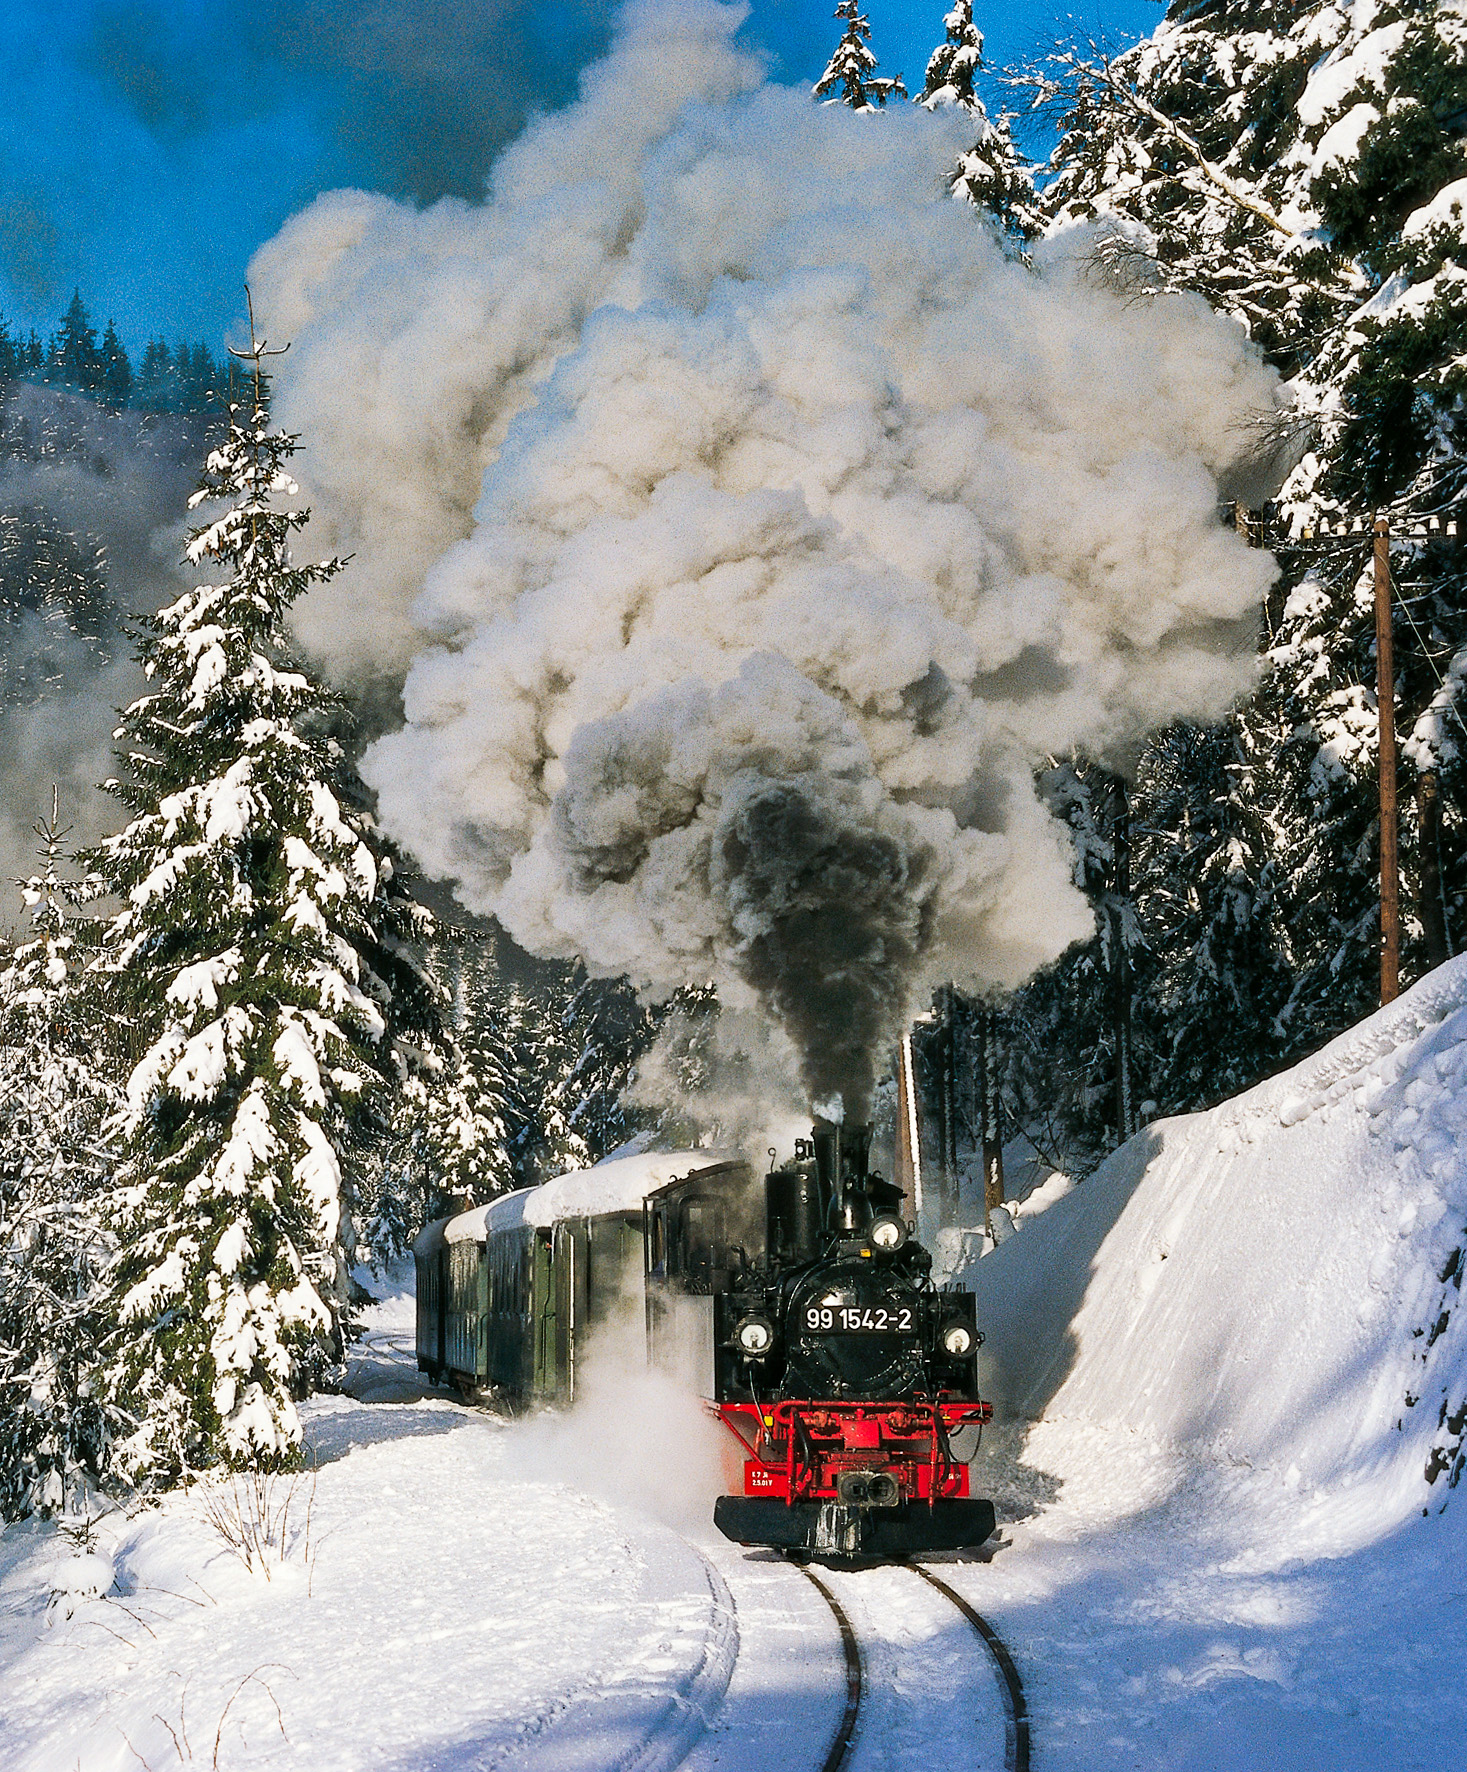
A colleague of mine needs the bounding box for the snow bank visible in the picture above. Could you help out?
[0,1284,738,1772]
[963,955,1467,1543]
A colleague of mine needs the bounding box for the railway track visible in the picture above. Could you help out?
[794,1560,1029,1772]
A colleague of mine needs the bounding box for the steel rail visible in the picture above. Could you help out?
[795,1565,864,1772]
[908,1562,1029,1772]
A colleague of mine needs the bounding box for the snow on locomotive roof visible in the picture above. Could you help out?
[439,1149,733,1245]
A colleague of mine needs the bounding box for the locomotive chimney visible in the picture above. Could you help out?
[845,1123,873,1188]
[813,1117,874,1236]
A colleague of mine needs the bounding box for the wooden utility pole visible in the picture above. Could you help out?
[1375,517,1400,1004]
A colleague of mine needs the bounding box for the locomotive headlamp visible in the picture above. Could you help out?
[735,1316,774,1356]
[941,1322,975,1357]
[868,1215,908,1252]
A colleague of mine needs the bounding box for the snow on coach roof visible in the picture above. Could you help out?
[439,1149,731,1245]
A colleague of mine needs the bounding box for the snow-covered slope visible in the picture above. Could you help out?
[962,953,1467,1543]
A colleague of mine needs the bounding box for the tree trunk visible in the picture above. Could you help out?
[977,1002,1005,1224]
[1111,777,1136,1146]
[1418,768,1451,970]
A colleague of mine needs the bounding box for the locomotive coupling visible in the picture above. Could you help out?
[816,1504,865,1556]
[835,1469,900,1507]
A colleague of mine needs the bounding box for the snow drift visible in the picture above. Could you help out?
[250,0,1282,1112]
[963,954,1467,1543]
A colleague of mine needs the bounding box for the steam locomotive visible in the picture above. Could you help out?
[414,1121,995,1560]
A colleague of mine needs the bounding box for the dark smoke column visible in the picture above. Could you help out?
[718,780,930,1117]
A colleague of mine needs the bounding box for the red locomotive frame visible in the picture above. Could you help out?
[717,1397,992,1505]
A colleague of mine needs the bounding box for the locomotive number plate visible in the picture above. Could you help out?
[803,1304,915,1333]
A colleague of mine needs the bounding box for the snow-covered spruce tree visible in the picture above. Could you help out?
[1233,5,1467,1021]
[1025,0,1365,376]
[1131,720,1296,1103]
[501,978,592,1189]
[814,1,906,111]
[1027,0,1467,539]
[436,946,515,1198]
[553,970,670,1164]
[999,720,1300,1173]
[368,940,514,1255]
[0,504,113,711]
[88,395,445,1484]
[996,758,1151,1173]
[1226,537,1467,1052]
[916,2,1040,243]
[0,799,122,1518]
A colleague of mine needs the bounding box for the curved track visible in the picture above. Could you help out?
[795,1567,865,1772]
[793,1559,1028,1772]
[906,1564,1029,1772]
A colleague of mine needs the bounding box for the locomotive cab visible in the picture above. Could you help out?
[643,1159,764,1396]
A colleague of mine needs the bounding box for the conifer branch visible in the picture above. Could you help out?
[1043,48,1297,239]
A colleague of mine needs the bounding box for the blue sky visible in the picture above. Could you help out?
[0,0,1161,351]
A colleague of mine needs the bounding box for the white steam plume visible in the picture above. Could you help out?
[251,0,1280,1113]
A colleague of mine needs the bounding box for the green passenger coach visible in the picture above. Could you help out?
[413,1151,719,1405]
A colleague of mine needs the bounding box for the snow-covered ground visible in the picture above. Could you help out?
[951,953,1467,1768]
[0,1283,753,1772]
[4,959,1467,1768]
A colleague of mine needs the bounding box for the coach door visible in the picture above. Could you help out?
[445,1240,482,1377]
[552,1219,590,1403]
[532,1229,556,1398]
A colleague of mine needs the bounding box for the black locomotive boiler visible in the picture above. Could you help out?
[414,1122,995,1561]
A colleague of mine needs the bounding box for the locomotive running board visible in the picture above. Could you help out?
[714,1494,996,1555]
